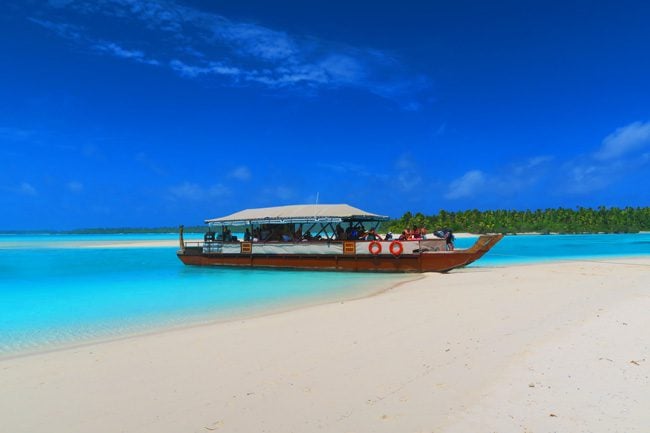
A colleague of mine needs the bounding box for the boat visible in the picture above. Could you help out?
[176,204,503,273]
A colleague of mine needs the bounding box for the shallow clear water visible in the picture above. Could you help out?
[1,233,648,355]
[456,232,650,265]
[0,239,408,355]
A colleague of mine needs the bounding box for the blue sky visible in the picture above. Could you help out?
[2,0,650,230]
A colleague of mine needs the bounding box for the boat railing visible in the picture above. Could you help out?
[180,238,453,255]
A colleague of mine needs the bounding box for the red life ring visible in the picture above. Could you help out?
[368,241,382,255]
[389,240,404,256]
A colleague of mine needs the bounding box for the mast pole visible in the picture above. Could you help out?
[179,225,185,251]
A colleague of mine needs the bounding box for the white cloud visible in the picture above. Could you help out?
[169,59,240,78]
[392,153,422,191]
[560,121,650,194]
[317,162,373,177]
[561,158,623,194]
[520,155,553,169]
[261,185,295,201]
[135,152,166,175]
[94,41,160,65]
[213,21,298,61]
[20,182,38,196]
[0,126,37,141]
[228,166,251,181]
[48,0,74,6]
[397,171,422,192]
[438,123,650,200]
[443,155,555,200]
[595,121,650,160]
[445,170,486,199]
[395,153,414,170]
[169,181,229,200]
[28,17,82,40]
[6,182,38,196]
[318,54,365,85]
[34,0,428,108]
[66,181,84,193]
[29,18,160,67]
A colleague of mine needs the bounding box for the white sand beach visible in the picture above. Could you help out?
[1,259,649,433]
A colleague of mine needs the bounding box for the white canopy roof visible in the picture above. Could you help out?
[206,204,388,225]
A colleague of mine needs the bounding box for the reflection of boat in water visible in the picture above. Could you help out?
[177,204,503,273]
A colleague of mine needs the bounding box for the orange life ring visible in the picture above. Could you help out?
[389,240,403,256]
[368,241,382,255]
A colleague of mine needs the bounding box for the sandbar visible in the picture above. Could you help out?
[0,239,183,249]
[1,258,649,432]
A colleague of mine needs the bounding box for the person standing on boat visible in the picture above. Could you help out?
[335,224,346,240]
[445,230,455,251]
[365,228,382,241]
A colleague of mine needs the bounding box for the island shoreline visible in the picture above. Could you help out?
[2,258,649,433]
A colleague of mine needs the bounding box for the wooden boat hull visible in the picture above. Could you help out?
[176,234,503,273]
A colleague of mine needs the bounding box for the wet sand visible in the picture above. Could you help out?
[1,258,648,433]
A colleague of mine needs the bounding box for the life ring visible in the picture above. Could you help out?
[389,240,403,256]
[368,241,382,255]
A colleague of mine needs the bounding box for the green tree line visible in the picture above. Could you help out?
[5,207,650,235]
[385,206,650,234]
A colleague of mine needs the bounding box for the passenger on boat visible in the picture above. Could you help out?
[410,226,422,240]
[398,230,408,241]
[445,230,455,250]
[335,224,346,240]
[365,228,383,241]
[244,228,252,242]
[385,231,393,240]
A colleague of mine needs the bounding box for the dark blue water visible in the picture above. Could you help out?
[1,233,648,355]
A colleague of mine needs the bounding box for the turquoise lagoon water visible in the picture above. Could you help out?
[457,232,650,265]
[1,233,649,355]
[0,235,408,355]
